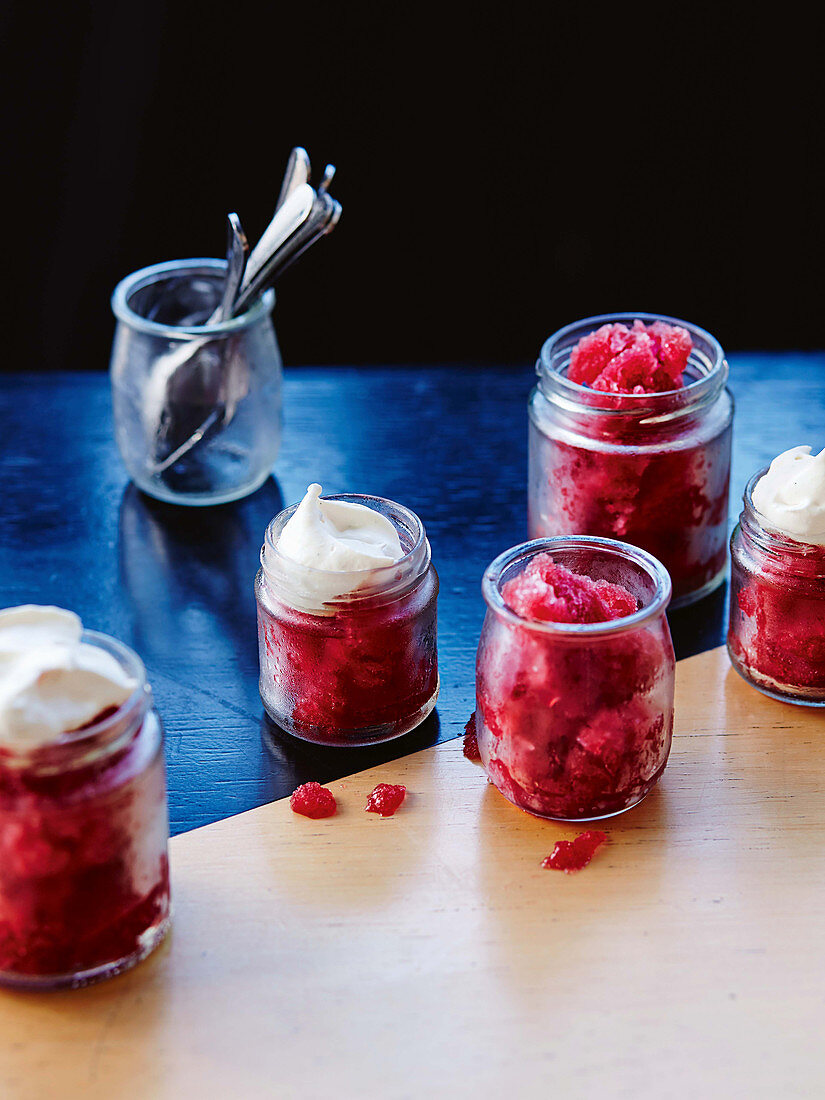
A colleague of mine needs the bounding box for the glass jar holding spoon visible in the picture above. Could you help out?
[110,148,341,506]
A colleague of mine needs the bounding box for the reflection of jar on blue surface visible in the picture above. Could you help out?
[111,259,282,506]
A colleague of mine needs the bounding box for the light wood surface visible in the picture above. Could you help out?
[1,646,823,1100]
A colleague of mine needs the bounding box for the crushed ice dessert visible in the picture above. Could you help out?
[529,313,733,607]
[290,782,337,818]
[475,539,675,821]
[365,784,406,816]
[542,830,607,872]
[0,606,171,989]
[568,320,691,393]
[256,486,439,745]
[728,448,825,705]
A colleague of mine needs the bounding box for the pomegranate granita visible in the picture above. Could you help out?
[529,312,733,607]
[365,783,406,816]
[290,782,337,818]
[542,830,607,872]
[256,486,438,746]
[0,607,171,990]
[728,450,825,706]
[475,538,675,821]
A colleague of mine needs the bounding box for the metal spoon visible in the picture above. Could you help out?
[232,189,341,315]
[275,147,311,213]
[218,213,248,321]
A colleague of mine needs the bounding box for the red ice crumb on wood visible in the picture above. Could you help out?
[463,713,481,761]
[501,555,637,624]
[290,782,337,818]
[365,783,407,816]
[569,320,691,393]
[542,830,608,873]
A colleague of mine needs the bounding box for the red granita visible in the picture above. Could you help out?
[0,712,170,984]
[541,830,607,872]
[463,713,481,761]
[290,782,337,819]
[569,320,690,394]
[530,315,732,606]
[501,554,637,624]
[365,783,406,816]
[476,543,675,821]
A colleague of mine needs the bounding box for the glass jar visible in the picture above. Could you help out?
[529,312,733,608]
[256,494,439,745]
[0,632,171,989]
[111,258,282,506]
[728,472,825,706]
[476,536,675,820]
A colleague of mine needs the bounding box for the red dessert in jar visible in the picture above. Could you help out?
[0,619,171,990]
[728,462,825,705]
[529,313,733,608]
[256,490,439,746]
[476,538,675,820]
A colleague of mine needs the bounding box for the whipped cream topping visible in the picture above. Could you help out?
[267,484,405,609]
[0,606,137,751]
[752,446,825,546]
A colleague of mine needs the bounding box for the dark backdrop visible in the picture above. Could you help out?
[3,4,823,372]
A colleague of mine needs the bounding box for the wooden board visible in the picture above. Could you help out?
[1,646,823,1099]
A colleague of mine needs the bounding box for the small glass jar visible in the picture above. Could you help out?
[476,536,675,820]
[255,494,439,745]
[111,258,282,506]
[0,632,171,989]
[529,312,733,608]
[728,472,825,706]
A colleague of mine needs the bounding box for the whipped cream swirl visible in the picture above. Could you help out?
[751,446,825,546]
[265,484,405,610]
[0,606,137,750]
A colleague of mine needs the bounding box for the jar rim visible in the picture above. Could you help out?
[482,535,672,636]
[111,258,275,339]
[261,492,431,605]
[537,311,727,414]
[0,630,150,763]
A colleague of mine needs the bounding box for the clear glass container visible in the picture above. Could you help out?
[728,471,825,706]
[529,312,733,608]
[111,258,282,506]
[256,494,439,746]
[0,632,171,989]
[476,536,675,820]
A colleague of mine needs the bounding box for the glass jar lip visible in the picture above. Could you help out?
[741,468,825,551]
[261,492,430,596]
[482,535,672,636]
[111,257,275,339]
[537,311,726,409]
[0,630,150,761]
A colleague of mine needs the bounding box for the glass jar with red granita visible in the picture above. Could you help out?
[528,312,733,607]
[256,489,439,746]
[728,462,825,706]
[475,536,675,820]
[0,622,171,990]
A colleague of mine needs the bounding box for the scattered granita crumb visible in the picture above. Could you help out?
[541,830,608,873]
[502,554,637,624]
[568,320,691,394]
[290,781,337,819]
[463,713,481,761]
[365,783,407,816]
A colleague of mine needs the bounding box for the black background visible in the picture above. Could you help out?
[3,4,823,372]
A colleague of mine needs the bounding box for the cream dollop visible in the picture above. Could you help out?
[751,445,825,545]
[0,606,137,750]
[268,484,404,609]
